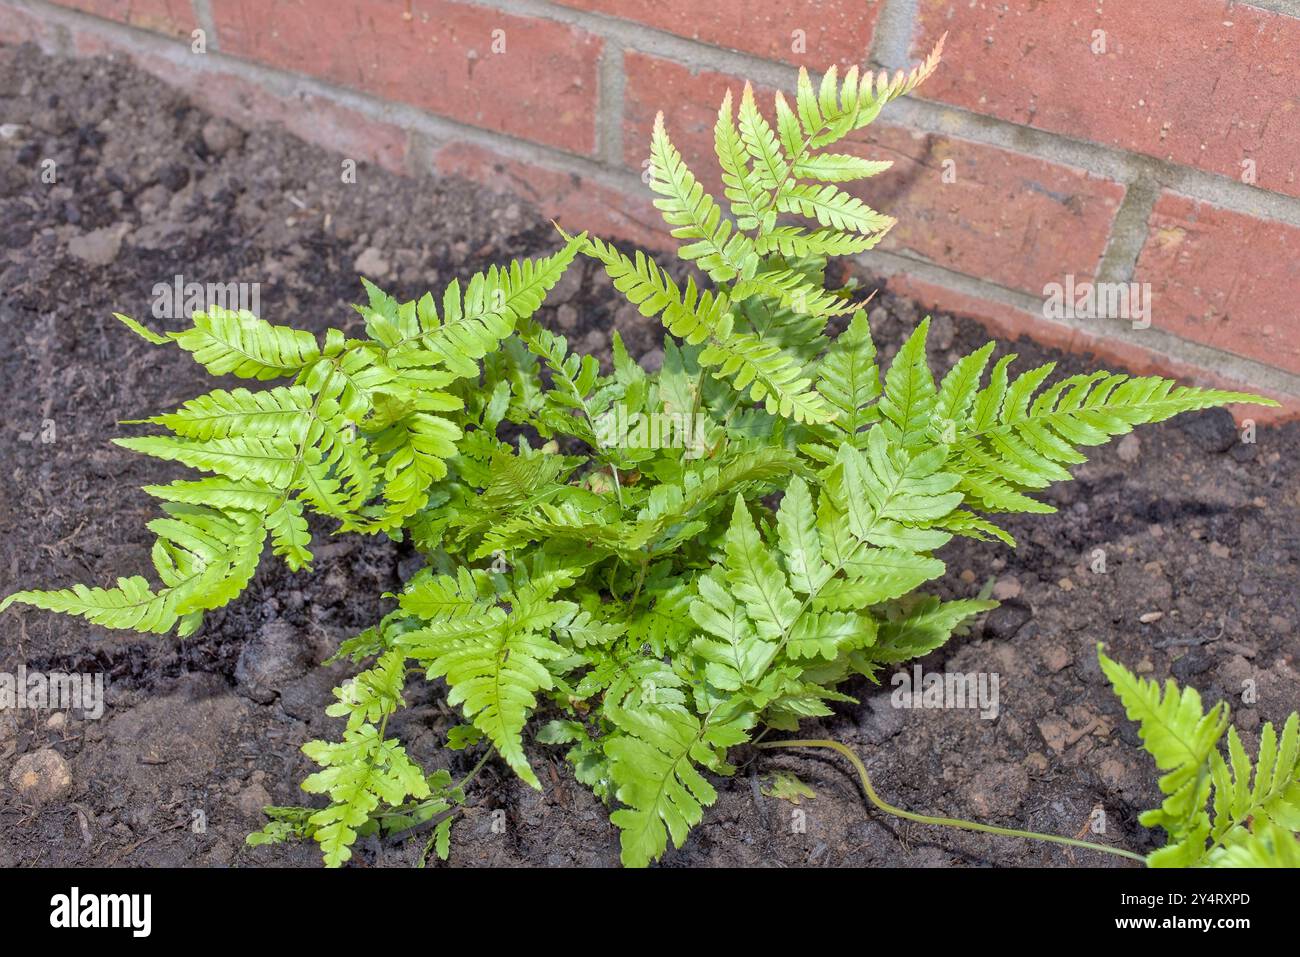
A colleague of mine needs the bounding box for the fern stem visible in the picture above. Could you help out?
[628,551,651,609]
[755,738,1146,864]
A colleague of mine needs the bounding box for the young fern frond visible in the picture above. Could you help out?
[1209,716,1300,861]
[650,112,757,284]
[298,723,432,868]
[396,569,575,789]
[1100,649,1300,868]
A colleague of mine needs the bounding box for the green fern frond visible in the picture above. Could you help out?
[776,182,895,236]
[650,112,757,283]
[580,236,832,424]
[1208,714,1300,855]
[3,504,266,636]
[300,723,431,867]
[714,89,772,233]
[878,318,938,451]
[378,238,584,379]
[398,603,566,788]
[731,266,857,318]
[952,365,1276,514]
[1099,648,1229,852]
[697,328,835,424]
[605,701,753,867]
[833,431,962,550]
[738,82,788,191]
[1209,819,1300,867]
[753,226,886,257]
[870,596,996,663]
[170,307,321,379]
[1100,648,1300,868]
[135,385,314,441]
[2,576,180,635]
[806,310,881,449]
[793,153,893,182]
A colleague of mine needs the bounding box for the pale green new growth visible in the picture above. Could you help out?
[4,37,1281,869]
[1100,648,1300,867]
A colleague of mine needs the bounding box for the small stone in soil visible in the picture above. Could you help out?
[354,246,390,279]
[1116,433,1141,462]
[555,303,578,330]
[67,225,124,266]
[992,575,1021,600]
[1041,645,1071,673]
[201,117,245,155]
[234,782,273,819]
[9,748,73,805]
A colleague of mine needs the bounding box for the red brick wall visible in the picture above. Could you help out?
[6,0,1299,416]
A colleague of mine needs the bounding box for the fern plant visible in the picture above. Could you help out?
[3,36,1281,868]
[1099,647,1300,867]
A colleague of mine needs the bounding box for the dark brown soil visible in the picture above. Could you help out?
[1,43,1296,868]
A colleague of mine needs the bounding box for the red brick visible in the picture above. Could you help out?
[622,51,732,174]
[1134,192,1300,375]
[187,70,408,174]
[432,142,662,252]
[0,3,61,45]
[211,0,602,155]
[47,21,409,173]
[623,52,1125,295]
[852,123,1122,294]
[915,0,1300,198]
[881,272,1298,424]
[552,0,880,68]
[52,0,197,38]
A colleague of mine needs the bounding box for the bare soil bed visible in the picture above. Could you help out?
[1,42,1296,868]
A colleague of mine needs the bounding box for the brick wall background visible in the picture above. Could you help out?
[4,0,1299,417]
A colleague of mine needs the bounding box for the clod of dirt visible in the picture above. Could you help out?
[278,666,348,722]
[984,599,1032,640]
[1170,649,1214,682]
[354,246,390,279]
[233,781,273,820]
[200,116,244,156]
[1116,433,1141,463]
[1176,407,1239,453]
[67,225,125,266]
[9,748,72,805]
[992,575,1022,600]
[235,620,314,704]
